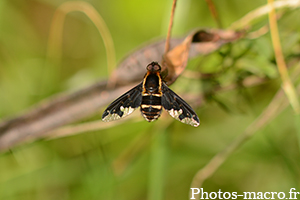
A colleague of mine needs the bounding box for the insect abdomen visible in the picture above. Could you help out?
[140,95,162,121]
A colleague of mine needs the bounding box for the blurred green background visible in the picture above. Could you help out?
[1,0,300,199]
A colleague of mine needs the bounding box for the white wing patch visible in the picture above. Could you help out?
[120,106,135,116]
[102,106,136,122]
[102,111,121,122]
[168,108,183,119]
[167,108,200,127]
[180,116,200,127]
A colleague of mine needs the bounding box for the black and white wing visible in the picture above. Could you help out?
[161,83,200,127]
[102,82,143,122]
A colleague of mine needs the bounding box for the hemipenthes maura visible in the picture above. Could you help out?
[102,62,200,127]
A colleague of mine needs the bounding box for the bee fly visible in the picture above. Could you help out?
[102,62,200,127]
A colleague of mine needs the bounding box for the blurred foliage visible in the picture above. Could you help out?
[1,0,300,200]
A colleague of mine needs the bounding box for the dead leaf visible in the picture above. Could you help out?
[113,29,244,86]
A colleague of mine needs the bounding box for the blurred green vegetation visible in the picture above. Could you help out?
[1,0,300,200]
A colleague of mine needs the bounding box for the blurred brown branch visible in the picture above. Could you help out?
[0,29,243,152]
[0,81,137,151]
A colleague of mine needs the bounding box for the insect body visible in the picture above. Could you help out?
[102,62,200,127]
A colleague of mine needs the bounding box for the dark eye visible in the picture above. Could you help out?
[154,64,160,71]
[146,62,161,71]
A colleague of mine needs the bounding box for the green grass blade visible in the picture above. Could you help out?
[148,129,169,200]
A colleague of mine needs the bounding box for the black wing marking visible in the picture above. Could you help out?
[102,82,143,122]
[161,82,200,127]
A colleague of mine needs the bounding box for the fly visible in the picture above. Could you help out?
[102,62,200,127]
